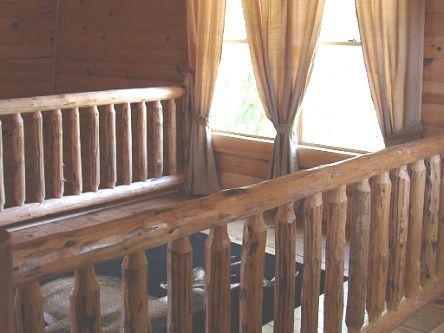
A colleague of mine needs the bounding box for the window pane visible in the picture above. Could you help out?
[320,0,361,42]
[210,43,275,137]
[301,45,384,152]
[223,0,247,40]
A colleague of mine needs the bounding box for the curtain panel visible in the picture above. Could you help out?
[356,0,426,146]
[183,0,226,195]
[241,0,325,178]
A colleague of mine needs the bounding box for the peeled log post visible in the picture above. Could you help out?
[405,160,426,297]
[71,265,101,333]
[273,203,296,333]
[421,155,441,285]
[0,229,15,333]
[16,282,45,333]
[99,104,117,189]
[324,185,347,333]
[346,179,371,333]
[23,111,45,203]
[167,237,192,333]
[132,102,147,182]
[386,166,410,311]
[9,114,25,206]
[367,172,391,322]
[122,251,151,333]
[240,213,267,333]
[164,99,177,175]
[63,107,82,195]
[438,158,444,278]
[81,106,100,192]
[44,109,63,198]
[116,103,132,185]
[205,225,231,333]
[301,193,322,333]
[148,100,163,178]
[0,122,4,211]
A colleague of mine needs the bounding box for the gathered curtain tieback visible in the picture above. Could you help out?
[192,112,209,127]
[274,123,294,135]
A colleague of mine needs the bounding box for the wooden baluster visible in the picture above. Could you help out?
[168,237,192,333]
[438,157,444,278]
[405,160,426,297]
[116,103,132,185]
[81,106,100,192]
[274,203,297,333]
[44,109,64,198]
[421,155,441,285]
[71,265,101,333]
[63,107,82,195]
[148,100,163,178]
[16,282,45,333]
[164,99,177,175]
[386,166,410,310]
[6,114,25,206]
[346,179,371,333]
[0,229,15,333]
[0,122,4,211]
[367,172,391,322]
[205,225,231,333]
[132,102,147,181]
[23,111,45,203]
[240,213,267,333]
[122,251,151,333]
[324,185,347,333]
[301,194,322,333]
[99,104,117,189]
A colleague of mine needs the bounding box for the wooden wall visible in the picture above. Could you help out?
[0,0,57,99]
[423,0,444,137]
[54,0,187,93]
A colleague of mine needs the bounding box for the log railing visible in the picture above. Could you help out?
[0,87,184,227]
[3,134,444,332]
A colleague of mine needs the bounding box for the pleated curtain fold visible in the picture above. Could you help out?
[356,0,426,146]
[183,0,226,195]
[241,0,325,178]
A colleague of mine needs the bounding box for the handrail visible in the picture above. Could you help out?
[11,133,444,285]
[0,86,185,115]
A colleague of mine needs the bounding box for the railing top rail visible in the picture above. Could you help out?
[9,133,444,285]
[0,86,185,115]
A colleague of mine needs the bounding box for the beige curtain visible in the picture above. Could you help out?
[242,0,325,178]
[183,0,225,195]
[356,0,425,146]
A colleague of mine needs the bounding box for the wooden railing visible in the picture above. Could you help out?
[2,134,444,332]
[0,87,185,227]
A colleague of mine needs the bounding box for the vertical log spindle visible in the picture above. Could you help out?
[167,237,193,333]
[99,104,117,189]
[0,122,4,211]
[301,194,322,333]
[421,155,441,285]
[148,100,163,178]
[438,157,444,278]
[205,225,231,333]
[164,99,177,175]
[386,166,410,310]
[240,213,267,333]
[116,103,132,185]
[44,109,64,198]
[64,107,82,195]
[367,172,391,322]
[81,106,100,192]
[0,229,15,333]
[23,111,45,203]
[132,102,147,181]
[16,282,45,333]
[273,203,297,333]
[324,186,347,333]
[9,113,25,206]
[71,265,101,333]
[405,160,426,297]
[122,251,151,333]
[346,180,371,333]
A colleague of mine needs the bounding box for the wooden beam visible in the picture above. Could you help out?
[0,229,15,333]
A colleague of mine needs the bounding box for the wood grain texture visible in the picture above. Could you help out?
[148,100,163,178]
[273,203,297,333]
[164,99,177,175]
[167,237,192,333]
[16,282,45,333]
[6,114,25,206]
[80,105,100,192]
[116,103,132,185]
[438,157,444,278]
[132,101,147,182]
[63,107,82,195]
[99,104,117,189]
[0,229,15,333]
[239,213,267,333]
[0,122,4,211]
